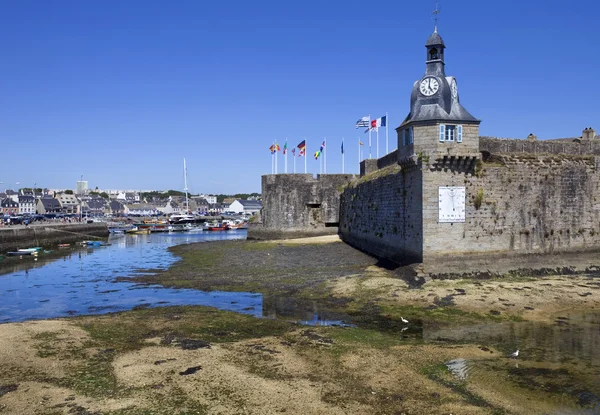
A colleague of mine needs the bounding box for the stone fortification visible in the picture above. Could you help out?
[0,223,109,253]
[248,174,356,240]
[339,164,423,264]
[339,147,600,268]
[481,135,600,156]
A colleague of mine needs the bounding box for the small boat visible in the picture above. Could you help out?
[18,247,42,253]
[58,244,71,248]
[7,251,38,256]
[205,223,230,231]
[86,241,111,247]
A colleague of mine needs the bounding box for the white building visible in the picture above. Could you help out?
[198,194,217,204]
[228,199,262,215]
[18,195,36,214]
[76,181,88,195]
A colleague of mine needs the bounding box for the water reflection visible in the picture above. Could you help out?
[0,231,261,322]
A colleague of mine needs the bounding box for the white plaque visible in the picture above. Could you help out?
[438,186,466,223]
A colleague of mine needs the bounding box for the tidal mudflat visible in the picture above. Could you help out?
[1,236,600,414]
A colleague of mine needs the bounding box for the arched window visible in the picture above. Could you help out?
[429,48,439,60]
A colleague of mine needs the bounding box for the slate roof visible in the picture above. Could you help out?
[39,198,61,210]
[18,195,35,203]
[237,200,262,208]
[1,198,18,208]
[87,199,107,210]
[425,31,445,47]
[109,201,125,212]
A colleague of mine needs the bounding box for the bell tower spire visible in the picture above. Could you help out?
[433,0,440,33]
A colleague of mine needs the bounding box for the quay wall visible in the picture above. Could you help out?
[0,223,109,253]
[248,174,356,240]
[339,154,600,267]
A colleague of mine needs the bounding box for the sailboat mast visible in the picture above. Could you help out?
[183,158,189,213]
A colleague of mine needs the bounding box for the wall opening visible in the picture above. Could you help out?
[306,203,321,208]
[324,222,339,227]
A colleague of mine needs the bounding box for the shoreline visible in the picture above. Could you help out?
[1,236,600,414]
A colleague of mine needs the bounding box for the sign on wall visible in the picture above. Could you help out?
[438,186,466,223]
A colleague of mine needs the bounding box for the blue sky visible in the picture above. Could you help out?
[1,0,597,194]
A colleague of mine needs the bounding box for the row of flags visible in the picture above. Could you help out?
[356,115,387,133]
[269,139,330,157]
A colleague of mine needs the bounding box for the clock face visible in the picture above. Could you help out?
[438,186,466,223]
[419,77,439,96]
[451,79,458,99]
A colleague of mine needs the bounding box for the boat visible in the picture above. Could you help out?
[85,241,111,247]
[126,227,151,235]
[7,251,38,256]
[17,247,42,253]
[57,244,71,248]
[205,222,230,231]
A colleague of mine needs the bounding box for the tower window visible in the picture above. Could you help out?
[439,124,462,143]
[429,48,439,60]
[445,125,455,142]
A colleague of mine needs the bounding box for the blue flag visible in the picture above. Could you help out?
[341,141,344,154]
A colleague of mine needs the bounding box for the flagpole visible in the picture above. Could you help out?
[386,112,389,154]
[304,138,307,174]
[275,139,278,174]
[368,114,372,159]
[284,138,288,174]
[342,138,345,174]
[271,140,274,174]
[324,137,327,174]
[376,129,379,159]
[358,137,360,166]
[293,150,296,173]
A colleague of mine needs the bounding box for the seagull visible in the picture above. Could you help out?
[509,349,519,358]
[400,317,409,324]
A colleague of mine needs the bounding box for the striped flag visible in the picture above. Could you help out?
[283,141,288,155]
[356,116,369,128]
[292,148,296,156]
[314,150,321,160]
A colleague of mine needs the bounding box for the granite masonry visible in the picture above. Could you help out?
[248,174,356,240]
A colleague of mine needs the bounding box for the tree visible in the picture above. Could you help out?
[65,190,74,195]
[100,192,109,199]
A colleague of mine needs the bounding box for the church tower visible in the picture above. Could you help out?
[396,29,480,162]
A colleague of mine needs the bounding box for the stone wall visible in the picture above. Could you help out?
[480,137,600,156]
[0,223,109,253]
[248,174,356,240]
[339,153,600,266]
[339,165,423,263]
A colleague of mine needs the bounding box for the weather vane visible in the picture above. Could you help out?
[433,0,440,33]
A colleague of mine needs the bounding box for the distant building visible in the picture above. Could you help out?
[76,181,88,195]
[228,199,262,215]
[124,203,158,216]
[193,198,210,214]
[18,195,36,214]
[86,198,108,216]
[56,193,81,214]
[1,198,18,215]
[222,197,236,205]
[108,200,126,216]
[198,194,217,204]
[37,197,62,214]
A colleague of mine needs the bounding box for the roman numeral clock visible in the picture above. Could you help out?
[438,186,466,223]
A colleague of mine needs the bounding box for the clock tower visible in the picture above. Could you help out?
[396,29,480,163]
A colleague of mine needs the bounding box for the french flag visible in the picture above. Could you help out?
[370,116,387,131]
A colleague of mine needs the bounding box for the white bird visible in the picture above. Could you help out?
[401,327,408,332]
[400,317,409,324]
[509,349,519,358]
